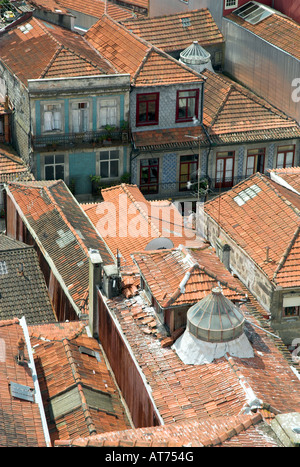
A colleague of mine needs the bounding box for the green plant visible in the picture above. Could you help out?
[68,178,76,194]
[104,124,116,139]
[120,172,131,184]
[120,120,129,131]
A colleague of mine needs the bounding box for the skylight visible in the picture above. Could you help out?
[233,184,261,206]
[181,17,191,28]
[233,1,273,25]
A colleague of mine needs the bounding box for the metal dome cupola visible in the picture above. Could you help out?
[179,41,214,73]
[187,287,245,343]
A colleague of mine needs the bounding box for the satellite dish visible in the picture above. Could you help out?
[145,237,174,251]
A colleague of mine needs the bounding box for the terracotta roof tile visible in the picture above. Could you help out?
[87,288,300,429]
[122,8,224,52]
[0,145,33,183]
[205,173,300,287]
[29,0,137,21]
[269,167,300,194]
[0,16,116,85]
[85,15,204,86]
[0,319,49,446]
[55,412,279,447]
[82,184,203,271]
[132,246,246,308]
[6,180,114,315]
[29,323,132,444]
[226,10,300,61]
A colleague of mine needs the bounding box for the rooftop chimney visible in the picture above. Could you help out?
[88,249,103,339]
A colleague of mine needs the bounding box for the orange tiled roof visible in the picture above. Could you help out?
[112,0,148,10]
[0,16,116,85]
[0,318,49,447]
[132,246,246,308]
[202,69,300,144]
[85,15,204,86]
[29,322,132,444]
[132,125,208,150]
[122,8,224,53]
[269,167,300,194]
[29,0,136,21]
[6,180,114,314]
[226,10,300,61]
[82,184,203,269]
[205,173,300,287]
[0,145,33,183]
[95,289,300,427]
[54,412,278,447]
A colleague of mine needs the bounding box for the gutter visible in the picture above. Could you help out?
[19,316,52,447]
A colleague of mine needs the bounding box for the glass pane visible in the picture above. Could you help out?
[56,164,64,180]
[286,152,294,167]
[55,155,64,164]
[45,155,54,164]
[110,150,119,160]
[187,98,196,117]
[277,153,284,168]
[141,167,149,184]
[100,161,109,178]
[45,165,54,180]
[110,160,119,178]
[138,102,147,122]
[148,102,156,121]
[100,151,109,161]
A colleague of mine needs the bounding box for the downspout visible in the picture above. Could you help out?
[200,78,213,179]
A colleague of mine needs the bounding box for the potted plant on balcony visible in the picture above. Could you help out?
[90,174,101,196]
[120,120,129,143]
[103,124,115,144]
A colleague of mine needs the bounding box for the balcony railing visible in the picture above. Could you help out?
[32,129,129,150]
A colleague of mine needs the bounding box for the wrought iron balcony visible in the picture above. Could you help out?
[32,128,129,150]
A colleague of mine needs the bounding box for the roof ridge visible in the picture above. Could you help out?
[39,45,63,79]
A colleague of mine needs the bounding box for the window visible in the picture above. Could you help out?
[179,155,198,191]
[225,0,238,9]
[283,306,300,317]
[136,93,159,126]
[44,154,64,180]
[71,102,89,133]
[100,150,119,178]
[277,145,295,169]
[99,98,118,127]
[43,104,62,132]
[176,90,199,123]
[140,158,159,194]
[246,148,265,177]
[216,152,234,188]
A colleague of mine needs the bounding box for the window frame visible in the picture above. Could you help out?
[44,154,65,181]
[176,89,199,123]
[42,102,63,133]
[215,152,235,188]
[282,306,300,318]
[136,92,160,127]
[246,148,265,177]
[224,0,238,10]
[98,97,119,128]
[179,154,198,191]
[139,158,159,194]
[276,145,295,169]
[99,149,120,179]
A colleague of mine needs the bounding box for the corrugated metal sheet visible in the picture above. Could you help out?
[223,18,300,123]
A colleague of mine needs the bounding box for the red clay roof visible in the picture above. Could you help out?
[6,180,114,314]
[269,167,300,194]
[95,288,300,427]
[226,10,300,61]
[54,412,278,447]
[122,8,224,52]
[0,145,33,183]
[202,69,300,144]
[0,16,116,85]
[132,246,246,308]
[29,0,137,21]
[82,184,203,269]
[205,173,300,287]
[85,15,204,86]
[29,322,132,444]
[0,318,49,447]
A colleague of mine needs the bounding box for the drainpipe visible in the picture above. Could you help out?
[88,249,103,339]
